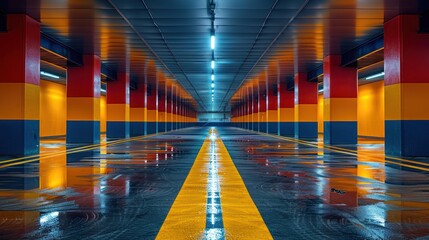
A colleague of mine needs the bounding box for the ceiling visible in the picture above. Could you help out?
[0,0,426,112]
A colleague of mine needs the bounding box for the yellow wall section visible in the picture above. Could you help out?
[0,83,40,120]
[67,97,100,121]
[130,107,146,122]
[107,104,130,122]
[324,98,357,122]
[40,80,66,137]
[279,108,294,122]
[318,94,324,133]
[100,96,106,133]
[317,81,385,138]
[39,80,108,137]
[295,104,317,122]
[358,81,384,138]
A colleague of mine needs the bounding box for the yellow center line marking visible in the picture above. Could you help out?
[156,129,273,239]
[216,130,273,239]
[156,136,210,239]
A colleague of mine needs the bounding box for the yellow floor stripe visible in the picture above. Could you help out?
[156,137,210,239]
[157,129,273,239]
[215,131,273,239]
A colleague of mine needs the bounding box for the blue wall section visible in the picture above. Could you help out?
[0,120,39,156]
[324,121,357,145]
[294,122,318,140]
[107,121,130,139]
[67,121,100,144]
[386,120,429,157]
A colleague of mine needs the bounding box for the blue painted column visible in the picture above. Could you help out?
[67,55,101,144]
[0,14,40,155]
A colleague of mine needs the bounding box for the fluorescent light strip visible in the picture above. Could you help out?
[211,83,215,88]
[211,74,215,81]
[101,89,106,93]
[211,35,215,50]
[211,60,215,69]
[40,71,60,79]
[365,72,384,80]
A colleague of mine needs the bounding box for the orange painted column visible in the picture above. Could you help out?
[323,55,357,145]
[107,72,130,138]
[67,55,101,144]
[258,76,267,133]
[166,89,172,131]
[267,76,278,134]
[246,87,252,130]
[384,15,429,157]
[0,14,40,155]
[146,73,158,134]
[158,82,166,133]
[294,72,318,140]
[130,82,146,136]
[252,85,259,131]
[278,79,294,137]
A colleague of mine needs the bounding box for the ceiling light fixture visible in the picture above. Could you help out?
[211,74,215,81]
[211,35,215,50]
[211,83,215,88]
[40,71,60,79]
[365,72,385,80]
[211,60,215,69]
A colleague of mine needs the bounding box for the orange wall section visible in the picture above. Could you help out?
[318,94,324,133]
[40,80,108,137]
[317,81,385,138]
[358,81,385,138]
[40,80,66,137]
[100,95,107,133]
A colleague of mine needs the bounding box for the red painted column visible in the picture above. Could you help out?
[384,15,429,157]
[130,82,146,136]
[158,80,166,133]
[323,55,357,145]
[247,86,252,130]
[258,75,267,133]
[166,87,172,131]
[294,72,318,139]
[0,14,40,155]
[146,72,158,134]
[67,55,101,144]
[107,72,130,138]
[278,79,294,136]
[252,84,259,131]
[267,74,278,134]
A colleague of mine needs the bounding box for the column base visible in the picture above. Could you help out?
[259,122,267,133]
[279,122,294,137]
[386,120,429,157]
[324,121,357,145]
[294,122,318,140]
[67,121,100,144]
[158,122,166,133]
[147,122,157,134]
[0,120,39,156]
[130,122,145,137]
[107,121,130,139]
[267,122,278,135]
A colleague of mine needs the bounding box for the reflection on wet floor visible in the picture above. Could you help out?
[0,127,429,239]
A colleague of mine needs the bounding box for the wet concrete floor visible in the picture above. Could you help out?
[0,127,428,239]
